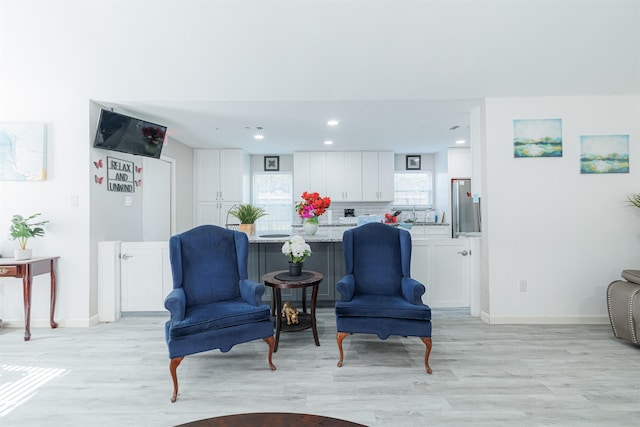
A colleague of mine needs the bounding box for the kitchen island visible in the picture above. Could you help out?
[247,224,451,307]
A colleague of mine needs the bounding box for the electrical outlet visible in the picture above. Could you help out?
[518,279,527,293]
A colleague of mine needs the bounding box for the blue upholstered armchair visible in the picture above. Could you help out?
[164,225,276,402]
[335,222,433,373]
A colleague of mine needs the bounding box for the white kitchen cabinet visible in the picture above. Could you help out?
[325,151,362,201]
[362,151,394,201]
[195,149,248,227]
[447,147,471,179]
[293,152,326,198]
[411,237,470,308]
[195,148,247,202]
[410,240,430,293]
[195,201,239,227]
[120,241,172,312]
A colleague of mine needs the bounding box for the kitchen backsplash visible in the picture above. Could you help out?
[296,201,434,225]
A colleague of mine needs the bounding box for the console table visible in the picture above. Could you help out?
[261,270,323,352]
[0,256,59,341]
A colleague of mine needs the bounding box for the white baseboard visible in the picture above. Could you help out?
[481,313,609,325]
[1,315,100,328]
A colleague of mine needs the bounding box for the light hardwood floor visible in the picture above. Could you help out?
[1,308,640,426]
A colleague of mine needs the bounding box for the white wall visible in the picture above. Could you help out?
[482,95,640,323]
[0,99,92,326]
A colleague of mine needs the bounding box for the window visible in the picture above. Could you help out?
[252,172,293,228]
[394,171,433,207]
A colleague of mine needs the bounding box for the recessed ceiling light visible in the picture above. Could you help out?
[324,140,334,145]
[455,140,466,144]
[254,134,264,140]
[327,120,339,126]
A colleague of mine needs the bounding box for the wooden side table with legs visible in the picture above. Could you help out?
[261,270,323,352]
[0,256,59,341]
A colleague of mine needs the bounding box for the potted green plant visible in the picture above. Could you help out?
[9,213,49,260]
[228,204,267,235]
[628,193,640,209]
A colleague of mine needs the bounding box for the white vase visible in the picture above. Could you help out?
[14,248,32,260]
[303,219,318,236]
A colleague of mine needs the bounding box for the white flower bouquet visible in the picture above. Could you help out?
[281,235,312,263]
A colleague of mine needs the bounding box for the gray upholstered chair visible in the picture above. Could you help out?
[607,269,640,345]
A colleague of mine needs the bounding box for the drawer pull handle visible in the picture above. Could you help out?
[0,268,9,274]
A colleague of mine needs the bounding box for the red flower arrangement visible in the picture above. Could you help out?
[295,191,331,219]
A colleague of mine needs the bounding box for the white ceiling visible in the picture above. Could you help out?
[93,1,639,155]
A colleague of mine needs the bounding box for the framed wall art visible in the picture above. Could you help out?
[264,155,280,171]
[513,118,563,158]
[0,122,47,181]
[406,155,421,170]
[580,134,629,174]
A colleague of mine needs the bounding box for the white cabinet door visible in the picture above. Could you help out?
[325,152,345,200]
[377,151,395,201]
[219,149,244,201]
[424,238,469,308]
[195,202,219,226]
[196,201,240,227]
[293,152,326,198]
[195,149,245,202]
[326,152,362,201]
[344,151,363,201]
[362,151,394,201]
[195,149,220,201]
[448,147,471,179]
[120,242,171,311]
[410,240,430,294]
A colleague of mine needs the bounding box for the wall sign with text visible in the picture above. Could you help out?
[107,156,135,192]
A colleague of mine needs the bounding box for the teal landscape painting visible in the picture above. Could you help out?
[580,134,629,174]
[514,118,562,158]
[0,123,47,181]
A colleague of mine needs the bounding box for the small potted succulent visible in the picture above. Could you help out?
[228,204,267,235]
[9,213,48,260]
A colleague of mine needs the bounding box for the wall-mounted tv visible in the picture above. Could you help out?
[94,109,166,159]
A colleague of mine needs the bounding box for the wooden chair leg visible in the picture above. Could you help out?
[336,332,348,367]
[263,336,277,371]
[420,337,433,374]
[169,356,184,403]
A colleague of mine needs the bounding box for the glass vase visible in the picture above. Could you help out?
[303,216,319,236]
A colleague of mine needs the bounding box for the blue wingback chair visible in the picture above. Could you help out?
[335,222,432,373]
[164,225,276,402]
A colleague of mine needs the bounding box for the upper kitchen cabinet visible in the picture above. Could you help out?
[195,149,249,227]
[293,152,326,198]
[195,149,248,202]
[362,151,394,201]
[325,151,362,202]
[446,147,471,179]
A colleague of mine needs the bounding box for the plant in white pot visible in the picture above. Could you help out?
[228,204,267,235]
[9,213,48,260]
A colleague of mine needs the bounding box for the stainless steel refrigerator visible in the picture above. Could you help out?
[451,179,481,238]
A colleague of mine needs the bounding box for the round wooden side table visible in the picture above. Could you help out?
[261,270,323,352]
[176,412,366,426]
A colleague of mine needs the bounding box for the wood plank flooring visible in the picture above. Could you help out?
[1,308,640,426]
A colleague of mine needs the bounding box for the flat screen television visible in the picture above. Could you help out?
[94,109,166,159]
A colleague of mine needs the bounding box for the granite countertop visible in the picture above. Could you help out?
[248,223,451,243]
